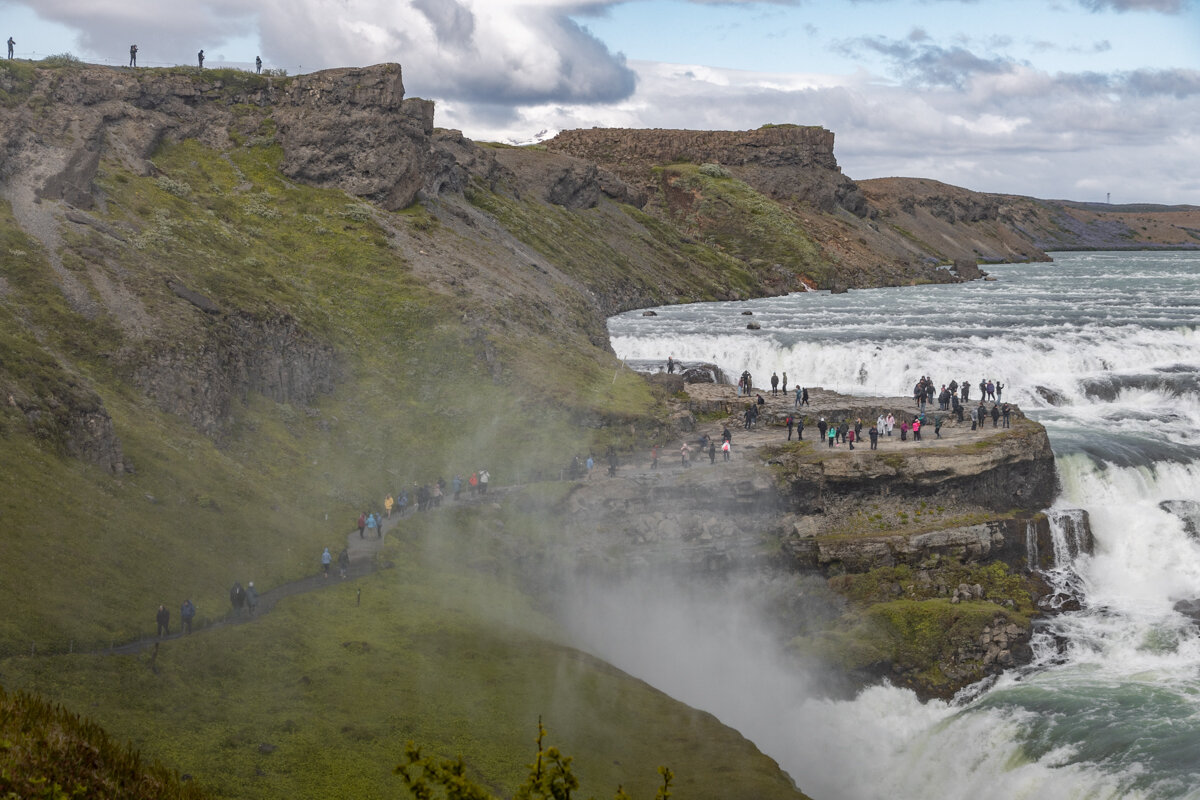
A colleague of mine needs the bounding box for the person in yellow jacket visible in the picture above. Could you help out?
[384,494,394,518]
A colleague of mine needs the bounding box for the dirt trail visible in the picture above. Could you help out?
[105,516,399,656]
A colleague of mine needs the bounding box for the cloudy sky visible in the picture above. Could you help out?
[4,0,1199,203]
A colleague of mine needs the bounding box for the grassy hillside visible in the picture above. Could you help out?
[0,522,805,800]
[0,103,823,796]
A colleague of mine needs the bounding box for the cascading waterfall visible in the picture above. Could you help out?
[582,251,1200,799]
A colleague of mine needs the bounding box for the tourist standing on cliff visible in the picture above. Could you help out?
[255,55,262,74]
[667,355,675,374]
[129,44,137,66]
[786,415,794,440]
[1001,403,1012,428]
[796,415,804,440]
[782,372,788,393]
[826,425,836,448]
[479,469,490,494]
[900,420,909,441]
[722,439,730,461]
[771,372,779,395]
[817,417,828,441]
[996,381,1004,402]
[885,413,895,436]
[912,417,921,441]
[991,404,1001,428]
[869,425,879,450]
[8,37,15,59]
[723,426,732,444]
[802,387,810,406]
[708,441,716,464]
[680,442,691,468]
[961,381,970,402]
[197,49,205,69]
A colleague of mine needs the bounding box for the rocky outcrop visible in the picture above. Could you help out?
[783,517,1046,574]
[546,125,866,217]
[0,62,432,214]
[773,420,1057,514]
[128,313,340,437]
[2,367,125,474]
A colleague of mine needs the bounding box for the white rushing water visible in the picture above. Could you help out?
[575,252,1200,799]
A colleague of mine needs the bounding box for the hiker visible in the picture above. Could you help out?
[886,413,895,436]
[650,444,659,470]
[786,415,794,440]
[912,417,921,441]
[230,582,246,612]
[338,547,350,578]
[934,414,943,438]
[961,381,970,402]
[245,582,259,616]
[900,420,909,441]
[992,404,1001,428]
[1002,403,1012,428]
[398,490,409,515]
[744,405,753,430]
[255,55,262,74]
[479,469,490,494]
[321,547,332,578]
[384,494,394,518]
[847,428,855,450]
[996,382,1004,402]
[771,372,779,395]
[357,512,366,539]
[156,604,170,637]
[468,471,479,494]
[795,385,802,408]
[708,441,716,464]
[180,599,196,634]
[722,439,730,461]
[197,49,204,68]
[608,449,618,477]
[8,37,15,59]
[366,512,378,538]
[452,475,463,500]
[667,355,675,374]
[869,425,879,450]
[129,44,137,67]
[722,426,732,443]
[796,415,804,440]
[433,481,444,507]
[826,425,836,448]
[817,417,828,441]
[680,442,691,468]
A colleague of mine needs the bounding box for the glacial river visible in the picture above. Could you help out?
[573,251,1200,799]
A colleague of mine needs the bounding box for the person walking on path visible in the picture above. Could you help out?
[847,428,856,450]
[8,37,15,59]
[245,582,259,616]
[385,494,394,518]
[786,415,794,441]
[723,426,732,444]
[886,413,895,436]
[452,474,463,500]
[197,49,205,69]
[255,55,262,73]
[479,469,490,494]
[869,425,879,450]
[802,387,810,406]
[708,441,716,464]
[180,599,196,634]
[794,385,802,408]
[338,547,350,578]
[366,512,378,539]
[826,425,836,448]
[650,444,659,470]
[722,439,730,461]
[357,512,366,539]
[680,442,691,468]
[129,44,137,66]
[156,604,170,638]
[934,414,943,439]
[321,547,332,578]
